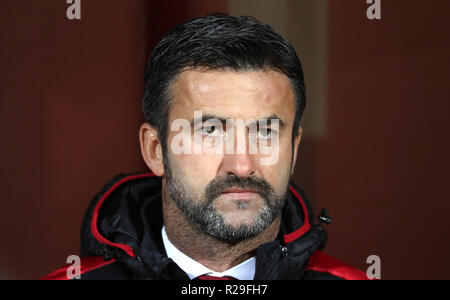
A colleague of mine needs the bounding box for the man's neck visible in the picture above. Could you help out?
[162,186,281,273]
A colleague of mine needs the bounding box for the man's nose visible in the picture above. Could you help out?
[220,152,257,178]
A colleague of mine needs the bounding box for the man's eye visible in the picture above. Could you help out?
[202,126,219,135]
[258,128,274,139]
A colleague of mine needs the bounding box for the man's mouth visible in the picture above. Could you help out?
[220,188,258,200]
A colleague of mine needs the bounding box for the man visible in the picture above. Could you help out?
[43,13,368,280]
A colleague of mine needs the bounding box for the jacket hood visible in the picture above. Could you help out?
[80,172,327,279]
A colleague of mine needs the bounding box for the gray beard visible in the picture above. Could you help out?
[164,156,288,241]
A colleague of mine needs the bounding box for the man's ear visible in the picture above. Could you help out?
[291,126,303,176]
[139,123,164,177]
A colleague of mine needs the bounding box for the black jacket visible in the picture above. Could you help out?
[43,173,368,280]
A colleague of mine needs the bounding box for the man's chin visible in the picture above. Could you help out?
[218,207,260,223]
[200,209,274,241]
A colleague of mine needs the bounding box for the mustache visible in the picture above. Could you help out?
[205,175,274,203]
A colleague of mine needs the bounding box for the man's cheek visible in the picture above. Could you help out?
[259,141,280,166]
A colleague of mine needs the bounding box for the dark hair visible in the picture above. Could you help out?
[143,13,306,153]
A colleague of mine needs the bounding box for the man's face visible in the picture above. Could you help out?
[163,69,300,240]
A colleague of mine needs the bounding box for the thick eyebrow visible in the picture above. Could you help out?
[190,114,286,128]
[252,114,286,128]
[191,114,228,127]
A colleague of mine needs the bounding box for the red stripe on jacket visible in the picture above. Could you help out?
[41,256,116,280]
[305,250,371,280]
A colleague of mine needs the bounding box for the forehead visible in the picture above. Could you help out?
[169,69,296,122]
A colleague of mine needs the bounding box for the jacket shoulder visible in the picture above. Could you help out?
[305,250,370,280]
[41,256,117,280]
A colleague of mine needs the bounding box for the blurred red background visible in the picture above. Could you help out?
[0,0,449,279]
